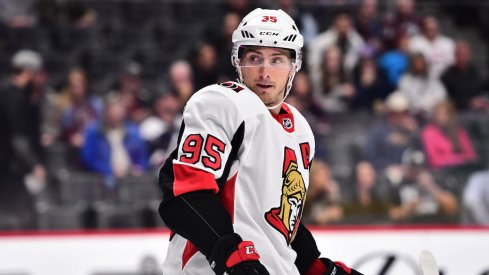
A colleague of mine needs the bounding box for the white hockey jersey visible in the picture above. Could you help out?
[162,81,315,275]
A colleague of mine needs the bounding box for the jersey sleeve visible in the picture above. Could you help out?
[170,88,243,197]
[292,223,321,274]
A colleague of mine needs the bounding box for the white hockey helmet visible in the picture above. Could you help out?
[231,8,303,107]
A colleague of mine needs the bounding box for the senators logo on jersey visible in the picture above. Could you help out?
[265,147,306,244]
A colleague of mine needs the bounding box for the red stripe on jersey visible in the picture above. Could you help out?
[181,240,199,269]
[271,103,295,133]
[173,163,219,196]
[300,142,311,169]
[265,208,290,242]
[218,173,238,223]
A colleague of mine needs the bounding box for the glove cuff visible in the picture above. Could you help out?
[306,258,363,275]
[334,261,352,273]
[226,241,260,268]
[208,233,261,275]
[305,258,328,275]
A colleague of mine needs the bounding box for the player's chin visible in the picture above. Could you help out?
[255,88,277,100]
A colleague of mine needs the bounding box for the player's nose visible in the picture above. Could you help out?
[258,65,271,79]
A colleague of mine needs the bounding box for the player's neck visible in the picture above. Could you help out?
[266,98,286,115]
[269,106,281,115]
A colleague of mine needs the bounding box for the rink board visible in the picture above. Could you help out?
[0,227,488,275]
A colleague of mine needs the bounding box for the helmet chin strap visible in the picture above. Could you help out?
[266,70,296,110]
[266,99,285,110]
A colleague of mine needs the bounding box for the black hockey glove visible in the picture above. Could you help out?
[305,258,364,275]
[207,233,270,275]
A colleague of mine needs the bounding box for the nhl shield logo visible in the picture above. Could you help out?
[282,118,293,129]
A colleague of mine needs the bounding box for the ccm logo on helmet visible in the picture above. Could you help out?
[259,31,279,36]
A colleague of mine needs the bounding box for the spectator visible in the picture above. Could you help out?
[421,101,477,170]
[441,41,489,112]
[398,52,447,117]
[0,0,37,27]
[352,54,394,112]
[342,161,390,224]
[378,34,410,87]
[49,68,103,149]
[287,71,329,159]
[111,60,152,124]
[382,149,459,223]
[354,0,382,54]
[139,93,182,167]
[381,0,422,51]
[287,71,328,129]
[308,13,365,95]
[169,60,194,106]
[190,42,219,90]
[0,49,47,229]
[275,0,319,48]
[462,170,489,225]
[302,159,343,225]
[0,49,47,180]
[314,46,356,113]
[81,95,148,184]
[205,11,241,82]
[364,91,419,172]
[409,16,455,79]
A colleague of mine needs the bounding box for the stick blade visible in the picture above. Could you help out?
[419,250,439,275]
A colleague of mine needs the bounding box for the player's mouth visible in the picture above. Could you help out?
[256,83,274,89]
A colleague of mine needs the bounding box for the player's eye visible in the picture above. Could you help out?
[271,56,292,69]
[271,57,285,64]
[241,53,291,69]
[248,55,263,64]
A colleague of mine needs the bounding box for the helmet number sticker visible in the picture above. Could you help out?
[262,15,277,23]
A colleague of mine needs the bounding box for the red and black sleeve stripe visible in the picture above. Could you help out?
[157,120,245,258]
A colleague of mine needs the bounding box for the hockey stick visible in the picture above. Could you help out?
[419,250,439,275]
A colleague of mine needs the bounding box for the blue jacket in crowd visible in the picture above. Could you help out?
[81,122,149,176]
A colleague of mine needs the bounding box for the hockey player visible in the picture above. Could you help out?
[158,8,363,275]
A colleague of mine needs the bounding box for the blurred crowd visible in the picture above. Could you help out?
[1,0,489,230]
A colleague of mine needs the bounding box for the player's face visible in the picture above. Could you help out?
[240,47,293,109]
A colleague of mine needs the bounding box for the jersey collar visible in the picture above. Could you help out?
[271,103,295,133]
